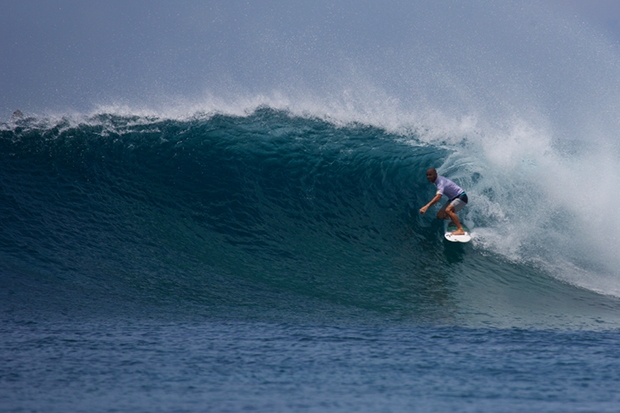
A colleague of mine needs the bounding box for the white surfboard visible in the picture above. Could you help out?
[444,221,471,243]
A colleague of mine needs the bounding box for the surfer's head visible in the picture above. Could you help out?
[425,168,438,183]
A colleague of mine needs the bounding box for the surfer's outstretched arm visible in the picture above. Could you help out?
[420,193,442,214]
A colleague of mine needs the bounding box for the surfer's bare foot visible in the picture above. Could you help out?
[451,229,465,236]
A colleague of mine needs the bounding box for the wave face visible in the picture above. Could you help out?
[2,109,620,329]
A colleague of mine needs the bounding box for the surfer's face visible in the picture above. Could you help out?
[426,170,437,183]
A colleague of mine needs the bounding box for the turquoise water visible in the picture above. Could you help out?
[2,111,620,411]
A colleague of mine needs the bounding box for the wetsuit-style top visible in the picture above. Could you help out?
[434,175,464,200]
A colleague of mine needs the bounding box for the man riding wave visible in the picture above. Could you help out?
[419,168,468,236]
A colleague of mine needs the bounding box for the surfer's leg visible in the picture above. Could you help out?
[445,205,465,235]
[436,201,450,220]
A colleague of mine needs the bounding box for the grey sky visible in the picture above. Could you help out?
[3,1,620,118]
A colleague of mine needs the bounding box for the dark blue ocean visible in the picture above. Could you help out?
[2,109,620,412]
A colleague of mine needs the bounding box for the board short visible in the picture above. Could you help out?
[443,192,468,213]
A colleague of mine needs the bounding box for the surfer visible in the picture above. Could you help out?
[419,168,468,235]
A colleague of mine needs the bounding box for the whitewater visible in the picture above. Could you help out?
[3,1,620,412]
